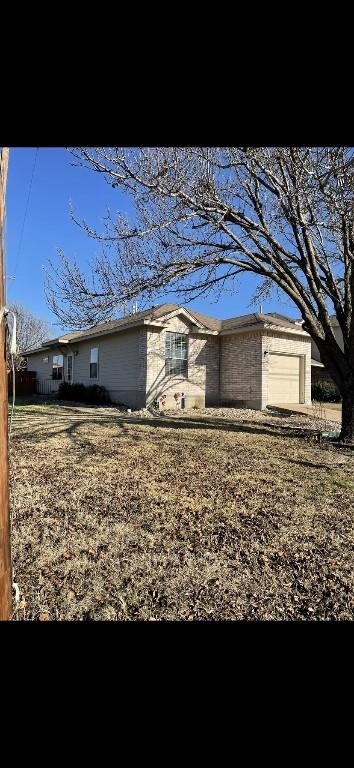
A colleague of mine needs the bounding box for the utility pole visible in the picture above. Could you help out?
[0,147,12,621]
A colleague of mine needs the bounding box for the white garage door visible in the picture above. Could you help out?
[268,354,300,404]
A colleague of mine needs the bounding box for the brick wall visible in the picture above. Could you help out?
[146,315,219,409]
[220,329,312,410]
[220,331,263,408]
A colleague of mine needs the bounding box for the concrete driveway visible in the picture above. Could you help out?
[272,403,342,423]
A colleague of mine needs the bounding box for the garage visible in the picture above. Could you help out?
[268,353,300,404]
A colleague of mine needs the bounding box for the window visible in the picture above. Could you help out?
[67,354,73,383]
[165,332,188,377]
[90,347,98,379]
[52,354,63,380]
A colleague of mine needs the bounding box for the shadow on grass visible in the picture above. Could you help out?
[11,404,317,457]
[286,457,335,470]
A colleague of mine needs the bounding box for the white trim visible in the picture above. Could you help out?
[158,307,205,329]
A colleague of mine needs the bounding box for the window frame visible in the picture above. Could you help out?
[90,347,99,380]
[165,331,188,378]
[52,353,64,380]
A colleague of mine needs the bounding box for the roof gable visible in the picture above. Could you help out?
[159,307,207,329]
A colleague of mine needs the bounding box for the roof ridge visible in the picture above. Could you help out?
[59,302,178,341]
[25,303,308,355]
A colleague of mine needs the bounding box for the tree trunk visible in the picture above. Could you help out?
[340,389,354,443]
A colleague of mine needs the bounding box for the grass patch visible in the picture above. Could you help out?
[9,402,354,621]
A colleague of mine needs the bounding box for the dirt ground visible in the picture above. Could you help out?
[9,399,354,621]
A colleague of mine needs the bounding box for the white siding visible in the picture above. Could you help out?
[27,351,53,380]
[67,328,147,407]
[27,329,147,408]
[26,347,63,393]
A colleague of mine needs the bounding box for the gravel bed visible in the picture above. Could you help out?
[160,406,340,433]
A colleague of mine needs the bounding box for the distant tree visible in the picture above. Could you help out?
[7,302,51,371]
[46,148,354,442]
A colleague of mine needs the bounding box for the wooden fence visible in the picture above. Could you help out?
[8,370,37,396]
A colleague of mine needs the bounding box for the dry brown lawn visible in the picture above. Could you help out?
[9,399,354,621]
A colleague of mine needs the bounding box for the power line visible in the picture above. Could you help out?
[13,148,39,277]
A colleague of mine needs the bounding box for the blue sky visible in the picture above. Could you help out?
[5,147,300,335]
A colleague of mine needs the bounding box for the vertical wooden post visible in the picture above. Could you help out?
[0,148,12,621]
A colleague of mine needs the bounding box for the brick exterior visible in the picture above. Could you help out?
[146,315,219,409]
[219,329,311,410]
[220,331,263,408]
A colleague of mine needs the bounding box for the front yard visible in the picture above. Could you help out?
[9,400,354,620]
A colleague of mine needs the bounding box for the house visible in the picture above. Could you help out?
[25,303,312,410]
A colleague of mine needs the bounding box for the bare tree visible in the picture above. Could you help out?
[46,147,354,442]
[7,302,51,371]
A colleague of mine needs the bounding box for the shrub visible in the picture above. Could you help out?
[311,382,341,403]
[58,383,85,401]
[58,382,111,405]
[85,385,111,404]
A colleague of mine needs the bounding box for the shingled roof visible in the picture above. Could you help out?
[27,304,180,353]
[42,304,180,345]
[25,303,306,355]
[220,311,301,332]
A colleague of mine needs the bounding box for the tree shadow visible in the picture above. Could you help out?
[11,403,319,457]
[285,458,334,470]
[125,414,312,441]
[11,404,131,455]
